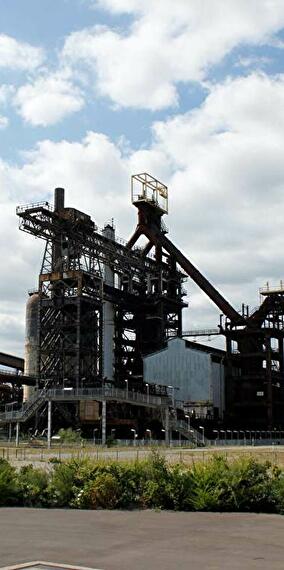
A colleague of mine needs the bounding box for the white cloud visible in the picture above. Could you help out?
[63,0,284,109]
[1,71,284,351]
[14,72,84,126]
[0,85,14,104]
[144,72,284,310]
[0,85,13,130]
[235,55,272,69]
[0,34,44,70]
[0,116,8,129]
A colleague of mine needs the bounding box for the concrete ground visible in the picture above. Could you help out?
[1,509,284,570]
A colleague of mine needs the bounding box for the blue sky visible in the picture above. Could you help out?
[0,0,284,354]
[0,0,209,159]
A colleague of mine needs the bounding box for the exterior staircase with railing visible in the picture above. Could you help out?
[0,387,171,424]
[170,418,207,446]
[0,389,46,423]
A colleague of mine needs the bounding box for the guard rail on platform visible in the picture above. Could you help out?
[0,386,172,424]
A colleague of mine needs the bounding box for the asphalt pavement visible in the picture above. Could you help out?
[1,509,284,569]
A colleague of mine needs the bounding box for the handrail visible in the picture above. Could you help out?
[173,419,207,445]
[0,386,172,423]
[16,201,53,214]
[46,387,168,407]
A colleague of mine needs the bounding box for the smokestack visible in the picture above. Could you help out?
[54,187,65,211]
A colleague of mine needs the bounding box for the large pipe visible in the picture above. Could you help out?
[23,292,39,401]
[141,225,245,325]
[102,224,115,382]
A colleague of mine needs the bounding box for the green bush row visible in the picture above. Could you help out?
[1,452,284,512]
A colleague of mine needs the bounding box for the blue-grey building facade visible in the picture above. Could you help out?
[143,337,225,418]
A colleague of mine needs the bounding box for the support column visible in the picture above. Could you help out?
[15,422,20,447]
[165,407,170,446]
[8,423,12,443]
[47,400,52,449]
[102,400,106,446]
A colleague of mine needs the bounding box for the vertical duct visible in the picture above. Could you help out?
[23,292,39,401]
[102,224,115,382]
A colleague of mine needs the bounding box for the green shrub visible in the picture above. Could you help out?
[0,458,18,505]
[165,464,194,510]
[186,456,278,513]
[217,457,277,513]
[73,472,121,509]
[0,451,282,513]
[186,458,224,511]
[115,461,146,508]
[47,460,78,507]
[57,428,82,443]
[140,451,172,508]
[17,464,49,507]
[271,469,284,513]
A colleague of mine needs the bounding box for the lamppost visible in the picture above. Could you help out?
[213,429,219,446]
[146,428,152,444]
[93,428,98,445]
[125,378,128,399]
[161,428,166,444]
[131,428,136,445]
[168,385,175,406]
[220,429,226,444]
[246,430,252,445]
[239,430,245,445]
[6,401,17,414]
[185,414,190,431]
[233,430,239,444]
[145,383,150,404]
[199,426,205,445]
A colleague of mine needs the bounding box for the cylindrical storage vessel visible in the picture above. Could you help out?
[23,292,39,401]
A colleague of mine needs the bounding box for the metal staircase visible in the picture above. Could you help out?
[171,418,207,446]
[0,387,171,424]
[0,387,207,445]
[0,389,46,423]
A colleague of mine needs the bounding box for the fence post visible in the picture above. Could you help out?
[165,407,170,446]
[47,400,52,449]
[102,400,106,446]
[15,422,20,448]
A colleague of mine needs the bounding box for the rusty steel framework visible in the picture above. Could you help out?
[222,290,284,428]
[15,173,284,429]
[16,180,186,394]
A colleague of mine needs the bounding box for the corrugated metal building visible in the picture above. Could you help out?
[143,337,225,419]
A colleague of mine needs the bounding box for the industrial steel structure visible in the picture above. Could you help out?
[1,172,284,437]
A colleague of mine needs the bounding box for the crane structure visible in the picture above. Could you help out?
[12,173,284,430]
